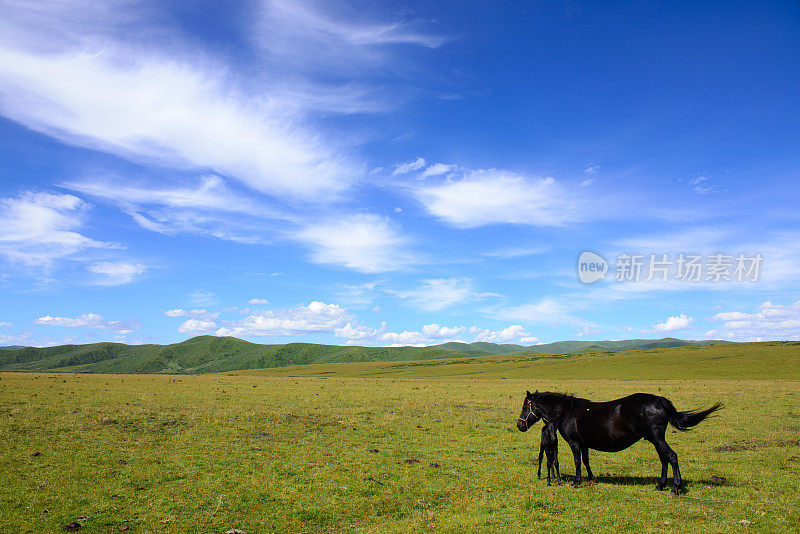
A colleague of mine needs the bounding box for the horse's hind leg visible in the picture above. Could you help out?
[580,446,594,481]
[653,438,681,495]
[569,441,582,487]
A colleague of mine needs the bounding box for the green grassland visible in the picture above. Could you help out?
[1,343,799,533]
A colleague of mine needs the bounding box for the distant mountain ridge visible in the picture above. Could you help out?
[0,336,729,374]
[436,337,728,355]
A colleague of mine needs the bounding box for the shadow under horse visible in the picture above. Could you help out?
[517,390,722,495]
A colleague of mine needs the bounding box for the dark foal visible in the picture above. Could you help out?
[537,420,560,486]
[518,390,722,495]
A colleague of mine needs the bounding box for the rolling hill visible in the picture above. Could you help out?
[0,336,730,374]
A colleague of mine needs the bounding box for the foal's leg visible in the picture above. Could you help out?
[569,441,582,487]
[537,445,544,479]
[546,452,553,486]
[580,446,594,481]
[554,453,561,486]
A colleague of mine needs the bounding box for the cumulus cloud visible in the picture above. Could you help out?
[178,318,217,334]
[248,298,269,305]
[335,321,538,347]
[87,261,146,285]
[0,191,115,266]
[711,300,800,341]
[295,214,417,273]
[215,301,350,337]
[415,170,578,228]
[647,314,694,333]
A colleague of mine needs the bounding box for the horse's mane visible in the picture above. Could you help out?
[534,391,575,401]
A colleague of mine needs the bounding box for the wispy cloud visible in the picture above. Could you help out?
[35,313,140,334]
[388,277,501,312]
[0,191,115,266]
[87,261,146,285]
[414,169,580,228]
[294,214,418,273]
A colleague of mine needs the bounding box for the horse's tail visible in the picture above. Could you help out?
[663,398,724,431]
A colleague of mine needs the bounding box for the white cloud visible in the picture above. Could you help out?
[415,170,578,228]
[64,175,291,244]
[388,277,499,312]
[710,300,800,341]
[87,261,146,285]
[248,298,269,305]
[573,325,603,338]
[0,191,114,266]
[35,313,140,334]
[0,332,31,346]
[216,301,350,337]
[0,46,356,200]
[334,322,379,340]
[490,298,585,326]
[257,1,445,79]
[472,324,538,344]
[580,178,594,187]
[584,165,601,175]
[648,314,694,333]
[165,309,219,320]
[337,321,538,347]
[419,163,457,178]
[188,289,216,306]
[178,318,217,334]
[392,157,427,175]
[294,214,416,273]
[0,322,11,327]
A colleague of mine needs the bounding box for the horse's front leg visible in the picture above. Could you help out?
[580,446,594,481]
[569,441,582,487]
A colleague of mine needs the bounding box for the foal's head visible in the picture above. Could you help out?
[516,390,542,432]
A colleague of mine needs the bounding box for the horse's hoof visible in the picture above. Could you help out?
[670,487,681,496]
[654,484,665,491]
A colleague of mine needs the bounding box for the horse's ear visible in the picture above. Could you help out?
[535,389,538,393]
[526,390,531,397]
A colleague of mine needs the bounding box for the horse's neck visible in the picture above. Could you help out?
[539,396,566,424]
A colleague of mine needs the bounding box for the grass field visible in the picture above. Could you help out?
[1,345,799,532]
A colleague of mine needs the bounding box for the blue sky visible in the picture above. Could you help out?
[1,0,799,347]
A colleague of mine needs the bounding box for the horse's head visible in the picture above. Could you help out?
[517,390,541,431]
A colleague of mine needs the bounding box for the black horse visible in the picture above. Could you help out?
[537,420,560,486]
[517,390,722,495]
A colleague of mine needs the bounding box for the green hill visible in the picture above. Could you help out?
[432,338,727,356]
[0,336,473,374]
[0,336,731,374]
